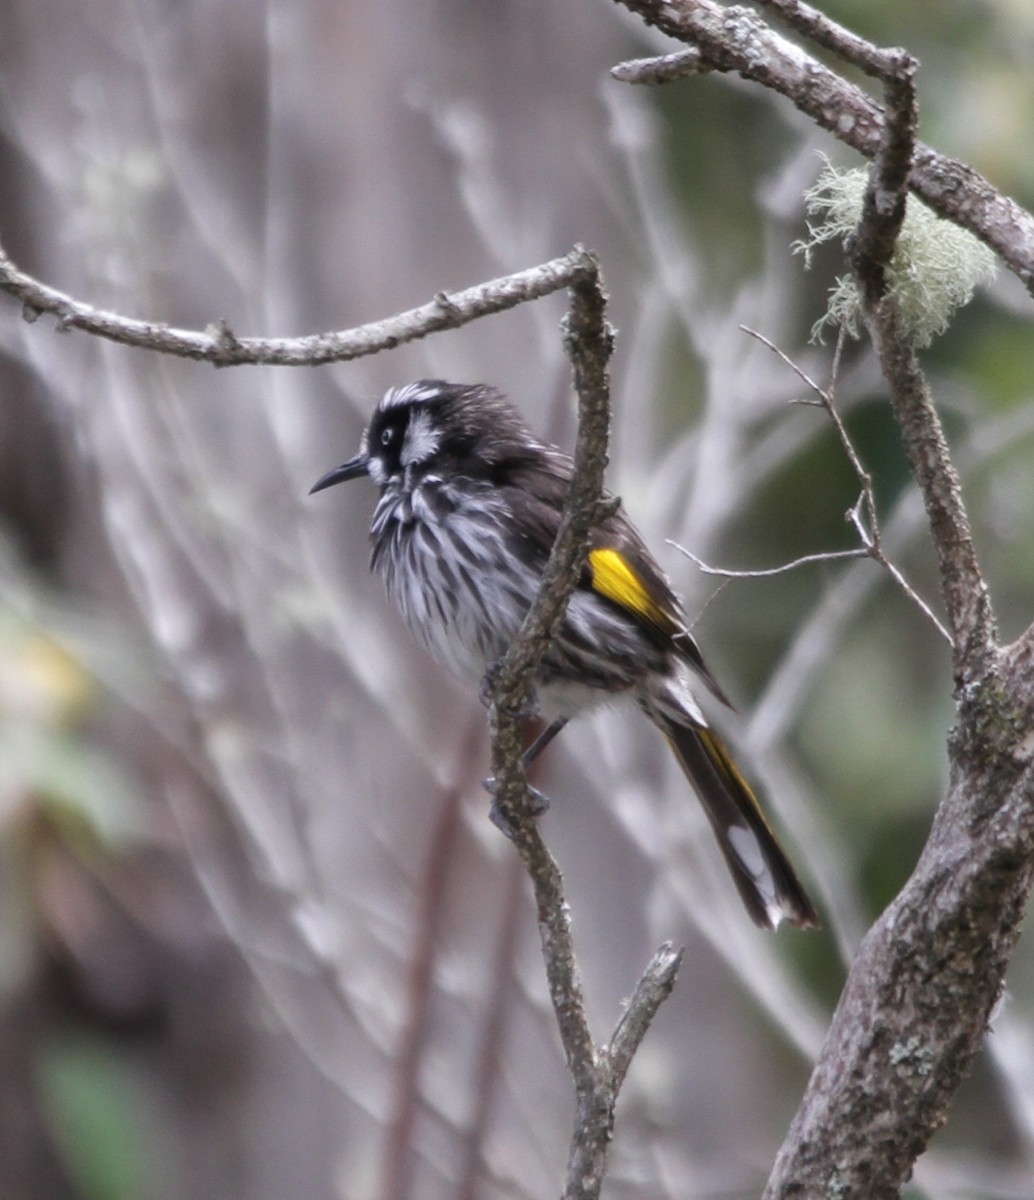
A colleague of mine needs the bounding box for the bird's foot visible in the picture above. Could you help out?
[483,776,550,839]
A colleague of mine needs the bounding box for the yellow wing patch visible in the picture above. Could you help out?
[588,548,674,635]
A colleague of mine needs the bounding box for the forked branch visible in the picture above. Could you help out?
[485,253,683,1199]
[613,0,1034,295]
[607,3,1034,1196]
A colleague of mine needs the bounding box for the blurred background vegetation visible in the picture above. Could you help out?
[1,1,1033,1197]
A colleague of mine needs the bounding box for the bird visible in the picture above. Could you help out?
[310,380,819,931]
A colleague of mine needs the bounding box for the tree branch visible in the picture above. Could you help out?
[612,0,1034,295]
[867,308,997,682]
[845,48,918,299]
[672,542,868,579]
[0,212,684,1198]
[0,245,590,366]
[754,0,915,80]
[605,2,1034,1195]
[607,942,684,1090]
[481,251,682,1199]
[846,44,995,681]
[740,325,952,644]
[733,9,1021,1197]
[611,47,709,84]
[767,747,1034,1199]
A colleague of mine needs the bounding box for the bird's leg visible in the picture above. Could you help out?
[521,717,568,768]
[484,718,569,838]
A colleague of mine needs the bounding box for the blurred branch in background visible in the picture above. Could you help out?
[1,0,1034,1198]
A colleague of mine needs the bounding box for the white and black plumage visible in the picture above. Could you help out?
[311,380,819,930]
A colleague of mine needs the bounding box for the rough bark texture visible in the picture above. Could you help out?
[766,647,1034,1196]
[610,1,1034,1194]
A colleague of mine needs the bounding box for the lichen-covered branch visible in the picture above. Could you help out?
[613,0,1034,295]
[760,9,1017,1195]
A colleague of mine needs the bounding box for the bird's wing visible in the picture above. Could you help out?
[504,454,732,708]
[588,513,734,709]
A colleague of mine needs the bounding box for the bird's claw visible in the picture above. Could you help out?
[483,776,550,838]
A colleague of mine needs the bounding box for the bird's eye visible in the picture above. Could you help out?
[381,427,394,447]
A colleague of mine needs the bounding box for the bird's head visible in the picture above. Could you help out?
[309,379,539,494]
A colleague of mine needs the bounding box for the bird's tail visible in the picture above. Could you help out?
[658,718,819,930]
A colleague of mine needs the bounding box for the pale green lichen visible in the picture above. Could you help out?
[795,161,997,348]
[889,1035,935,1075]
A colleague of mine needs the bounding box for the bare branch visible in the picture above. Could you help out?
[0,245,589,367]
[743,8,1021,1195]
[765,740,1034,1200]
[868,308,997,679]
[607,942,683,1089]
[839,45,996,679]
[486,254,616,729]
[610,48,709,84]
[612,0,1034,295]
[483,252,680,1199]
[484,261,611,1110]
[671,541,867,579]
[755,0,913,80]
[605,11,1032,1185]
[844,494,951,645]
[846,48,919,309]
[740,325,952,642]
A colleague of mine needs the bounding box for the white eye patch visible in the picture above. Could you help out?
[401,408,441,467]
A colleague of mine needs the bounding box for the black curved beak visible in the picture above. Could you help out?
[309,453,369,495]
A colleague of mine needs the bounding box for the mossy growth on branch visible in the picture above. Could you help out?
[796,161,997,348]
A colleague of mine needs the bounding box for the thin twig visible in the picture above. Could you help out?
[739,325,951,642]
[844,494,951,643]
[487,257,616,727]
[671,542,867,579]
[486,255,612,1115]
[754,0,912,80]
[606,943,684,1089]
